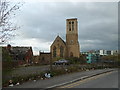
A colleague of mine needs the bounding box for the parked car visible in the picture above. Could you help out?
[53,59,70,65]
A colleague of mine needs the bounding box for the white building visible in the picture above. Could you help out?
[99,50,118,56]
[99,50,107,55]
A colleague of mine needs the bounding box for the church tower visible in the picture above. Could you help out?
[66,18,80,58]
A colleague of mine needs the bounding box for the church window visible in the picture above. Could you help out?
[69,28,71,31]
[69,21,71,31]
[70,52,73,57]
[57,44,59,47]
[60,46,64,57]
[53,46,56,57]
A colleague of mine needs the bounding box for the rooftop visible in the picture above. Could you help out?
[66,18,77,20]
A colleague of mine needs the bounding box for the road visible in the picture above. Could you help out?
[59,70,118,88]
[7,68,117,88]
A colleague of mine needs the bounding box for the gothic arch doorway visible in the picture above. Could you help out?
[70,52,73,57]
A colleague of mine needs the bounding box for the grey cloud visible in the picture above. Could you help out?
[12,2,118,53]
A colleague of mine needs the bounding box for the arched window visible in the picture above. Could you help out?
[70,52,73,57]
[53,46,56,57]
[60,46,64,57]
[69,21,71,31]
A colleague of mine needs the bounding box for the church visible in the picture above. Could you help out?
[39,18,80,64]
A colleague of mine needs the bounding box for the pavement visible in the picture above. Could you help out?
[7,68,117,88]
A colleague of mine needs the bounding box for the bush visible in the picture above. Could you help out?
[2,72,46,87]
[50,68,66,76]
[66,57,80,64]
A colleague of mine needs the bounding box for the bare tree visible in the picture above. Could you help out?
[0,0,22,44]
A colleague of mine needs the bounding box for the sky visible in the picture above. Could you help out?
[7,0,118,55]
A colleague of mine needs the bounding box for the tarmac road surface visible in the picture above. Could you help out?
[59,70,118,88]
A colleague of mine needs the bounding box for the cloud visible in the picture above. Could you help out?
[9,2,118,55]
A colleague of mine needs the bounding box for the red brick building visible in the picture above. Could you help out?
[2,44,33,65]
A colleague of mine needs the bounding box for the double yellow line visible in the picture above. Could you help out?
[58,71,114,88]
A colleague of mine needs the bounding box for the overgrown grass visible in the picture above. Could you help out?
[2,71,47,87]
[2,64,115,87]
